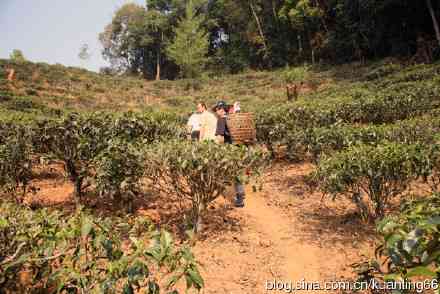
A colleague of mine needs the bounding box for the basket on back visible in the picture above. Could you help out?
[226,113,256,145]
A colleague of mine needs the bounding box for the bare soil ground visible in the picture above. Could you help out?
[26,162,377,294]
[192,163,376,294]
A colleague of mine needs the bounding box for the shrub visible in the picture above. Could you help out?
[94,139,145,212]
[362,63,402,81]
[35,113,111,202]
[144,140,267,233]
[0,123,33,200]
[283,65,311,83]
[375,193,440,282]
[313,143,437,220]
[0,201,203,293]
[256,79,440,159]
[111,111,185,144]
[34,111,185,205]
[302,116,440,160]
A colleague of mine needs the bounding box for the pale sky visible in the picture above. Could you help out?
[0,0,144,72]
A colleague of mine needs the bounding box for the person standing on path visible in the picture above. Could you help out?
[198,102,218,142]
[214,101,232,144]
[186,105,202,141]
[214,101,246,207]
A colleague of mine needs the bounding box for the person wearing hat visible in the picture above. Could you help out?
[214,101,246,208]
[214,101,232,144]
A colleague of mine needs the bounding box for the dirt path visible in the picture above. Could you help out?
[194,163,376,294]
[28,162,376,293]
[244,188,327,283]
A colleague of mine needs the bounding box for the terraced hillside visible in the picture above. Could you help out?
[3,58,438,117]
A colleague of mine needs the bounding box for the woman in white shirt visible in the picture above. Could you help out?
[187,111,201,141]
[198,102,218,141]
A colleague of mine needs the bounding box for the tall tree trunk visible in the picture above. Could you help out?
[249,0,269,58]
[155,32,163,81]
[426,0,440,46]
[312,0,329,33]
[155,50,161,81]
[271,0,279,26]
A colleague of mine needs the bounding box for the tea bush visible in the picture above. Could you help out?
[313,143,437,220]
[0,123,33,200]
[375,193,440,284]
[302,116,440,160]
[257,76,440,158]
[110,111,185,143]
[0,201,203,293]
[32,111,185,204]
[94,139,145,212]
[144,140,268,233]
[35,113,111,201]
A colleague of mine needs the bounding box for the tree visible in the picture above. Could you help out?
[100,0,440,76]
[279,0,325,63]
[99,2,179,79]
[9,49,26,63]
[166,0,209,78]
[99,4,148,76]
[249,0,269,63]
[144,10,170,80]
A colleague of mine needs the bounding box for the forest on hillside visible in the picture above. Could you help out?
[99,0,440,79]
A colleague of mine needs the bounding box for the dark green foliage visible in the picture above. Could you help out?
[0,123,33,199]
[0,201,203,293]
[33,111,184,203]
[374,193,440,284]
[313,143,438,220]
[100,0,440,75]
[166,0,209,78]
[256,77,440,159]
[94,140,145,212]
[302,116,440,160]
[35,113,111,201]
[110,111,185,143]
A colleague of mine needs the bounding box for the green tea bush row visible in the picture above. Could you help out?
[302,116,440,160]
[1,111,267,229]
[258,114,440,162]
[312,142,438,220]
[0,201,203,293]
[256,83,440,151]
[33,111,183,202]
[376,64,440,86]
[0,111,184,203]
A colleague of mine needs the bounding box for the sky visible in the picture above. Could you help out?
[0,0,144,72]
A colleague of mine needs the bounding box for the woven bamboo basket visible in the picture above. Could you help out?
[226,113,256,144]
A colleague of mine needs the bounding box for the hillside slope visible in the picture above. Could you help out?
[1,58,439,119]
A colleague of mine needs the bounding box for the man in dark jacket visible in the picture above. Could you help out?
[214,101,232,144]
[214,101,245,207]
